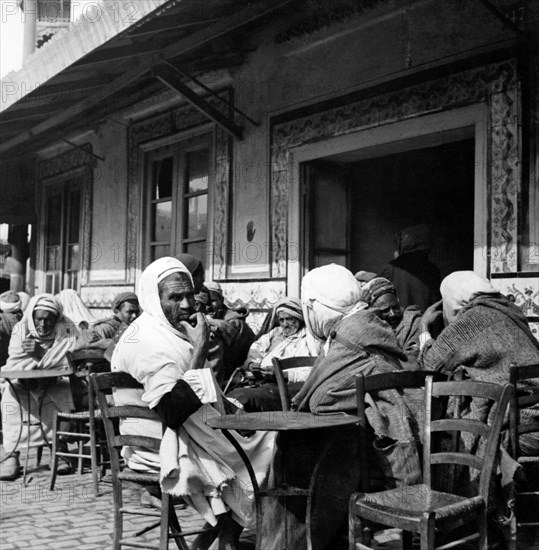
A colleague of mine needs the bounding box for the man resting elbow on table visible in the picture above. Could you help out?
[111,257,275,549]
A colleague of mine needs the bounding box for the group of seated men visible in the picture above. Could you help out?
[1,253,538,550]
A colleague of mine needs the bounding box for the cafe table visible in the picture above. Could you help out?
[0,367,73,485]
[205,410,359,550]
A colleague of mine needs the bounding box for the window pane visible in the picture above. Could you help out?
[186,149,209,193]
[68,189,81,243]
[151,244,170,261]
[67,244,79,269]
[152,202,172,242]
[186,195,207,240]
[46,246,61,271]
[46,194,62,245]
[152,157,173,200]
[186,242,206,266]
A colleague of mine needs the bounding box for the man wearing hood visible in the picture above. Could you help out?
[420,271,539,457]
[379,223,441,311]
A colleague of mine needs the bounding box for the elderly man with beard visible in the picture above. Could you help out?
[227,297,320,412]
[0,294,78,480]
[112,257,275,550]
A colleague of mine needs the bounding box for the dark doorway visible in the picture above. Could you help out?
[304,138,475,279]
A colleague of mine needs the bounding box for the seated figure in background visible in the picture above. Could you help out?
[361,277,422,369]
[0,294,79,480]
[205,281,255,385]
[82,292,140,359]
[55,289,96,330]
[227,297,320,411]
[0,291,24,366]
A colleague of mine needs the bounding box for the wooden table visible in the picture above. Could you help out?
[0,367,73,485]
[206,411,359,550]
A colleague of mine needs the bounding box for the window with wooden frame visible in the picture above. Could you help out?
[43,176,82,294]
[146,133,212,264]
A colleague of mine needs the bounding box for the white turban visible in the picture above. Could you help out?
[301,264,365,341]
[137,256,193,335]
[440,271,499,324]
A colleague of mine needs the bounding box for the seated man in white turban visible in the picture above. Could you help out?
[0,294,79,480]
[227,297,320,411]
[112,257,275,549]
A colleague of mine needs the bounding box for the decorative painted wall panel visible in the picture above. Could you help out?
[270,59,520,277]
[490,277,539,318]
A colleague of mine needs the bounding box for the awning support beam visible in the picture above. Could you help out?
[161,59,260,127]
[153,64,244,140]
[476,0,525,37]
[56,133,105,162]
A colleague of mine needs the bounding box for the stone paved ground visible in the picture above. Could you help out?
[1,447,537,550]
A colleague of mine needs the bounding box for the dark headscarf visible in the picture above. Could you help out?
[361,277,397,306]
[112,292,139,311]
[175,253,203,276]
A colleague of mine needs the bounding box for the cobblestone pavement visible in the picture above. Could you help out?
[1,447,537,550]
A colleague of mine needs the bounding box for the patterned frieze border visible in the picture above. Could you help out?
[126,92,233,284]
[80,284,135,310]
[270,59,520,277]
[220,279,287,311]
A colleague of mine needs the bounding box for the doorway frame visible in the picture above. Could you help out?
[287,103,489,296]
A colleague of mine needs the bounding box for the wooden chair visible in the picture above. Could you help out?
[272,356,317,411]
[508,363,539,550]
[349,376,513,550]
[49,349,110,496]
[90,371,208,550]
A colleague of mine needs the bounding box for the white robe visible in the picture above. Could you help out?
[112,257,276,527]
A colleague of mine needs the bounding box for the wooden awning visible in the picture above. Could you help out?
[0,0,296,158]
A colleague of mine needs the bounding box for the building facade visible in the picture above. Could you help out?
[1,0,538,333]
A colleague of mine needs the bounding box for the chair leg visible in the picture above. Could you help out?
[48,411,59,491]
[160,493,171,550]
[478,509,488,550]
[77,436,84,475]
[112,478,124,550]
[89,417,100,497]
[36,445,43,466]
[168,504,189,550]
[420,513,435,550]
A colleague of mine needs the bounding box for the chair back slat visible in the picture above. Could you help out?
[106,405,161,421]
[431,418,491,439]
[355,370,447,492]
[90,372,161,480]
[273,356,317,411]
[113,435,161,452]
[518,394,539,408]
[424,376,512,500]
[517,422,539,436]
[430,452,483,471]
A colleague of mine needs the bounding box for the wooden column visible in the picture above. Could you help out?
[22,0,37,61]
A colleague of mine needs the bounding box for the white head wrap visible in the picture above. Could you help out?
[440,271,499,324]
[0,291,21,313]
[24,293,63,337]
[55,289,96,326]
[137,256,193,335]
[301,264,365,341]
[18,291,31,312]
